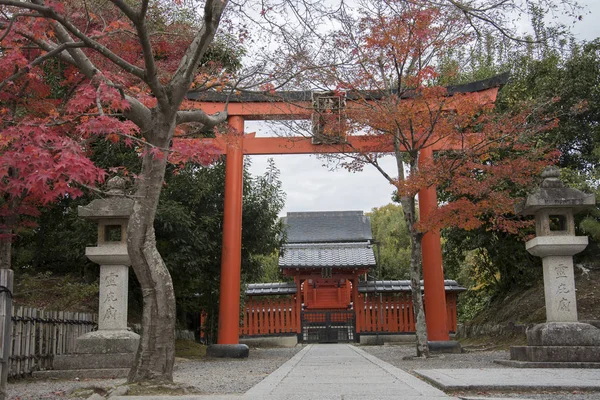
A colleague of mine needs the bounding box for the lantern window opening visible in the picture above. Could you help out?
[104,224,123,242]
[548,214,567,233]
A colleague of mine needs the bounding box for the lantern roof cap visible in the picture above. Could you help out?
[516,167,595,215]
[78,177,133,220]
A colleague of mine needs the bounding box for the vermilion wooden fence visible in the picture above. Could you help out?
[356,292,458,334]
[239,297,298,336]
[356,293,416,334]
[200,292,459,340]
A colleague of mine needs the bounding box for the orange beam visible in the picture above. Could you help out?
[204,131,479,156]
[189,87,499,120]
[189,101,311,120]
[197,87,500,155]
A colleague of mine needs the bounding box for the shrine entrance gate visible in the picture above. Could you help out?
[190,76,503,347]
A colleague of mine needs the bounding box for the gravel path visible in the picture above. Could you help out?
[6,344,600,399]
[7,347,300,399]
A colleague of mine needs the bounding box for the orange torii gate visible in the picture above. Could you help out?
[190,75,505,356]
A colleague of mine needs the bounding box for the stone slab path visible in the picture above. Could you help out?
[242,343,453,400]
[415,368,600,392]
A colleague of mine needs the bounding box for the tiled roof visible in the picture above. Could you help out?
[245,280,465,296]
[279,242,376,269]
[358,280,466,293]
[246,282,297,296]
[282,211,372,243]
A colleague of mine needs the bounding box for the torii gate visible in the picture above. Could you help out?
[190,75,505,354]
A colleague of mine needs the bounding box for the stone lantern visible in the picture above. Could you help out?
[508,166,600,366]
[47,177,139,378]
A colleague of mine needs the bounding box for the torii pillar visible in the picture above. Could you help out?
[206,116,249,358]
[419,147,460,352]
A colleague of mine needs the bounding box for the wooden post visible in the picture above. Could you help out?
[217,116,245,345]
[418,146,449,341]
[0,268,13,400]
[295,278,302,334]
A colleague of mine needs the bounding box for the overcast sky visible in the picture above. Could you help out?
[247,1,600,216]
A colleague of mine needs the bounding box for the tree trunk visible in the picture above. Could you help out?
[127,119,177,383]
[399,196,429,358]
[0,230,13,400]
[393,137,429,358]
[0,233,9,271]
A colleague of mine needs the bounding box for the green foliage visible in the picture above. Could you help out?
[440,29,600,294]
[456,289,494,323]
[14,272,98,312]
[443,227,541,294]
[252,252,289,283]
[498,39,600,172]
[11,197,97,278]
[155,157,285,342]
[368,204,411,280]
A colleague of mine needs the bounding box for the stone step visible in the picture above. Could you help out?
[32,368,129,379]
[53,353,134,370]
[510,345,600,363]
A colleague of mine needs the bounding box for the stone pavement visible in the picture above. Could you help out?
[415,368,600,392]
[242,343,451,400]
[112,343,600,400]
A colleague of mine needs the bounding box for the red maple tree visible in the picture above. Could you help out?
[308,0,557,356]
[0,0,233,382]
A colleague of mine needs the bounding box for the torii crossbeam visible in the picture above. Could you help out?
[191,75,506,352]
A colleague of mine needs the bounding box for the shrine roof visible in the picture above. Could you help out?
[358,280,466,293]
[282,211,372,243]
[243,280,466,296]
[246,282,297,296]
[279,242,376,269]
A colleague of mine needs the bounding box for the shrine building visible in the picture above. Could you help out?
[225,211,464,346]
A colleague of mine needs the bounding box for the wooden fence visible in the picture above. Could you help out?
[199,292,460,341]
[8,306,96,378]
[356,293,416,334]
[239,297,298,336]
[356,292,458,334]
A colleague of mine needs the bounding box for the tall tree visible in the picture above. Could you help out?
[0,0,231,382]
[155,158,285,342]
[368,204,411,280]
[293,0,556,356]
[443,37,600,292]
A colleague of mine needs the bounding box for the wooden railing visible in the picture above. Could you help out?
[199,292,460,340]
[357,292,459,334]
[239,297,299,336]
[356,293,416,334]
[8,306,96,378]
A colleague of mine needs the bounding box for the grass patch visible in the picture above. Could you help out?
[175,339,207,359]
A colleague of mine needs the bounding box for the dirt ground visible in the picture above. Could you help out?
[467,264,600,327]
